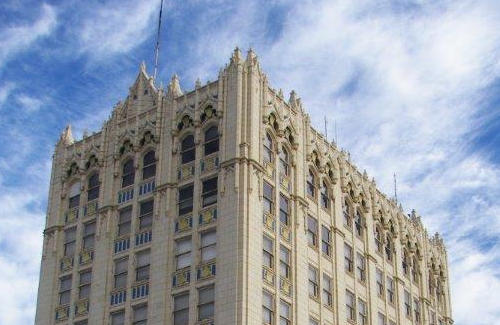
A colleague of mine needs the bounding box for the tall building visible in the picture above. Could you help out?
[35,49,453,325]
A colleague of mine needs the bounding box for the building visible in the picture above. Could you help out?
[35,48,453,325]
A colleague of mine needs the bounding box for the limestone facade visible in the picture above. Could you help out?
[35,49,453,325]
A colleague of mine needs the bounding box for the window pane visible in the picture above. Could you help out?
[199,286,214,304]
[174,293,189,311]
[60,276,72,291]
[202,246,216,262]
[177,238,192,254]
[201,231,216,246]
[133,305,147,322]
[111,311,125,325]
[136,250,150,267]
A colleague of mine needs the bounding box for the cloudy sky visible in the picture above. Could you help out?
[0,0,499,324]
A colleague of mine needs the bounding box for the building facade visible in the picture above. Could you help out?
[35,49,453,325]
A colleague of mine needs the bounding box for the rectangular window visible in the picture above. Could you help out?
[279,245,290,279]
[79,269,92,299]
[88,174,99,201]
[139,200,153,230]
[178,184,194,215]
[174,293,189,325]
[308,265,319,298]
[263,291,274,325]
[307,216,318,247]
[202,177,218,207]
[322,273,333,307]
[133,304,147,325]
[356,253,366,282]
[201,230,216,262]
[83,221,96,250]
[414,298,421,324]
[358,298,367,325]
[59,275,72,305]
[114,258,128,289]
[376,268,384,297]
[136,250,150,281]
[280,300,291,325]
[111,311,125,325]
[346,290,355,321]
[263,236,274,268]
[387,276,395,304]
[69,182,81,208]
[263,181,274,214]
[321,225,331,256]
[344,243,353,273]
[176,237,192,269]
[198,286,215,320]
[378,312,386,325]
[404,290,412,317]
[118,207,132,236]
[279,194,289,225]
[64,227,76,257]
[343,202,351,228]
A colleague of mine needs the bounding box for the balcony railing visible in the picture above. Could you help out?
[199,206,217,226]
[83,200,98,217]
[55,305,70,321]
[138,179,155,196]
[114,237,130,254]
[175,215,193,233]
[65,207,79,224]
[263,212,275,231]
[197,261,216,281]
[201,154,219,173]
[131,281,149,300]
[74,298,89,316]
[262,266,275,286]
[110,288,127,306]
[280,223,291,242]
[135,230,152,246]
[117,186,134,204]
[79,248,94,265]
[173,268,191,287]
[60,256,74,272]
[280,276,292,296]
[178,162,195,181]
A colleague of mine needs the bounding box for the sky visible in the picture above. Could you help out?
[0,0,499,324]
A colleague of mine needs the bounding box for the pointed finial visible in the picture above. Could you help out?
[140,61,147,73]
[246,48,257,64]
[168,74,183,97]
[231,47,242,64]
[195,78,202,89]
[363,169,368,180]
[278,88,284,98]
[289,90,297,106]
[60,124,74,146]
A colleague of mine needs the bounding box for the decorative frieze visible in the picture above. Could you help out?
[173,268,191,287]
[199,206,217,226]
[197,261,216,280]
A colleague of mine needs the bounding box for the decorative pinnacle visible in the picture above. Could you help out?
[195,78,202,89]
[289,90,298,106]
[231,47,242,64]
[168,74,183,97]
[60,124,74,146]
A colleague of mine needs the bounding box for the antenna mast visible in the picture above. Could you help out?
[153,0,164,81]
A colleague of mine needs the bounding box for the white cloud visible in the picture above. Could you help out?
[16,94,45,113]
[0,83,16,109]
[0,4,57,68]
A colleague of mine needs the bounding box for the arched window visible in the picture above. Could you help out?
[354,210,363,236]
[385,234,393,261]
[343,200,352,228]
[87,173,99,201]
[204,126,219,156]
[122,159,135,188]
[402,250,409,275]
[306,170,316,197]
[142,151,156,180]
[320,181,329,209]
[412,256,419,283]
[263,133,273,164]
[69,182,81,208]
[181,135,195,164]
[374,226,382,253]
[279,148,289,176]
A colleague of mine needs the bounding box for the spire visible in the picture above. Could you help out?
[288,90,298,107]
[195,78,202,89]
[168,74,183,98]
[230,47,242,65]
[59,124,74,146]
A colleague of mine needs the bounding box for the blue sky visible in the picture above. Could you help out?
[0,0,499,324]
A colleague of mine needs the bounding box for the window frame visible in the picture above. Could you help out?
[87,173,99,201]
[121,159,135,188]
[142,150,156,180]
[181,134,195,164]
[308,265,319,298]
[178,184,194,216]
[202,177,218,207]
[204,126,219,156]
[307,216,318,247]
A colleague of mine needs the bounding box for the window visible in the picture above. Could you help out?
[414,298,421,324]
[79,270,92,299]
[263,133,273,164]
[59,275,72,305]
[280,300,291,325]
[279,194,289,225]
[356,253,366,282]
[279,245,290,279]
[343,200,352,228]
[114,258,128,289]
[322,273,333,307]
[83,221,96,250]
[201,230,216,262]
[176,237,192,269]
[320,181,329,209]
[358,298,367,325]
[87,174,99,201]
[133,304,147,325]
[344,243,353,273]
[136,250,150,281]
[321,225,331,256]
[174,293,189,325]
[263,291,274,324]
[198,286,215,320]
[64,227,76,257]
[308,265,319,298]
[306,170,315,197]
[139,200,153,229]
[204,126,219,155]
[377,312,386,325]
[202,177,218,207]
[263,236,274,268]
[346,290,355,322]
[387,276,395,304]
[374,226,382,253]
[118,207,132,236]
[181,135,195,164]
[142,151,156,180]
[122,159,135,188]
[376,269,384,297]
[263,181,274,214]
[404,290,412,318]
[69,182,81,208]
[307,216,318,247]
[111,311,125,325]
[385,235,393,261]
[412,257,420,283]
[279,148,289,176]
[354,210,363,236]
[178,184,194,215]
[402,250,409,275]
